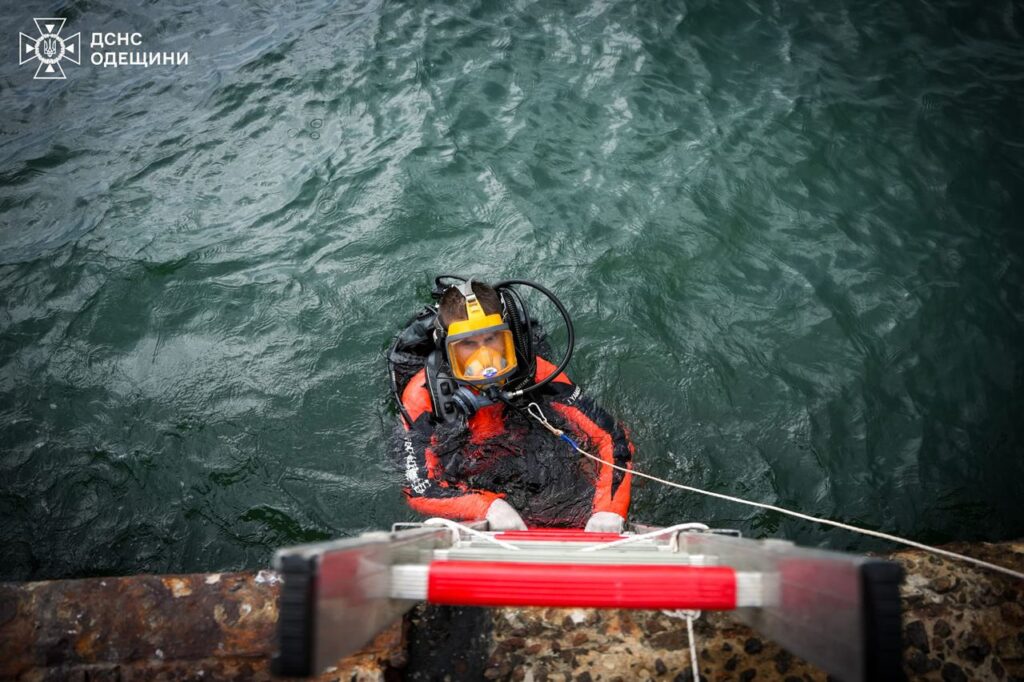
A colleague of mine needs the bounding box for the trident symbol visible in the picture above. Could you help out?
[41,37,59,59]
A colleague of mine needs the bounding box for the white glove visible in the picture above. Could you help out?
[485,498,527,531]
[584,511,625,533]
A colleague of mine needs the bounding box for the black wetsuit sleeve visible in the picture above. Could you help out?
[400,408,501,519]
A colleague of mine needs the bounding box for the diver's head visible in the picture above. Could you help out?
[438,281,502,328]
[437,280,518,388]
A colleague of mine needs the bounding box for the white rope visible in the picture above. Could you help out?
[686,611,700,682]
[663,609,702,682]
[525,403,1024,581]
[423,517,521,551]
[578,522,709,552]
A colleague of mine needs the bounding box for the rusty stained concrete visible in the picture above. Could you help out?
[0,541,1022,681]
[0,570,403,681]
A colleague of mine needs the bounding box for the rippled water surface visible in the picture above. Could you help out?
[1,0,1023,579]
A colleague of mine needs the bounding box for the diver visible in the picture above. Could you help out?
[388,276,634,532]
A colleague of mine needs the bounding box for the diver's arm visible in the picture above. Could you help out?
[533,357,635,518]
[402,477,501,520]
[400,370,509,521]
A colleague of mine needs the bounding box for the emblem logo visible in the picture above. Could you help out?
[19,18,80,80]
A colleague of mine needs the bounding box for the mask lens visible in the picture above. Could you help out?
[447,326,517,385]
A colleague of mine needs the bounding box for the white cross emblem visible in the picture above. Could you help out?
[19,18,81,80]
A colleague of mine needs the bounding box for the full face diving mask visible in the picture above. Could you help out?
[444,282,518,387]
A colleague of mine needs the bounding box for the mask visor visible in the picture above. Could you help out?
[446,324,518,386]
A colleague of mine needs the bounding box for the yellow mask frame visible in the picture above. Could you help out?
[444,282,518,386]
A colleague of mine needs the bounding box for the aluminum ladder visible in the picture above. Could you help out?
[272,523,902,681]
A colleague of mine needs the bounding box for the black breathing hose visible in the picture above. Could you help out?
[492,278,575,396]
[388,334,415,429]
[500,287,536,392]
[433,274,467,298]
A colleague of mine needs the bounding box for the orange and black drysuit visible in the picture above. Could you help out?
[399,357,634,527]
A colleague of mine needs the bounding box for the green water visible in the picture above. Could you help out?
[1,0,1022,580]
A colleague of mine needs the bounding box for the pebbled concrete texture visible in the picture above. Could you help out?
[0,541,1021,681]
[893,541,1024,682]
[477,606,819,682]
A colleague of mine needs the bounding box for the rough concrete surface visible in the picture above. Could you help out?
[0,570,403,682]
[1,541,1021,681]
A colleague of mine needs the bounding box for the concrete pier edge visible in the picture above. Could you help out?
[1,540,1021,681]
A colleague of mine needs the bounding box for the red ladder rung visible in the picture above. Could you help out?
[427,561,738,609]
[494,529,624,542]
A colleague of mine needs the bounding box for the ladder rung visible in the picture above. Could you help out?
[390,562,764,609]
[456,539,668,552]
[494,529,625,542]
[435,548,718,566]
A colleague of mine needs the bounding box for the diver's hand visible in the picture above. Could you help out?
[584,511,625,533]
[485,498,527,531]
